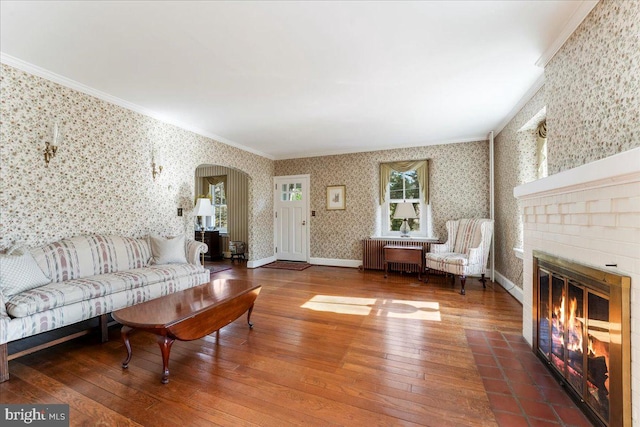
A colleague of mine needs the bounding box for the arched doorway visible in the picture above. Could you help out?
[195,164,249,259]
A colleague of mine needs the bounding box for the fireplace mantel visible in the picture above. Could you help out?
[514,146,640,200]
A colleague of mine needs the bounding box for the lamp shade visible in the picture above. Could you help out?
[393,202,418,219]
[193,198,214,217]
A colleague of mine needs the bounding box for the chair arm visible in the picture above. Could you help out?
[187,240,208,266]
[467,247,484,266]
[430,243,451,253]
[467,220,493,267]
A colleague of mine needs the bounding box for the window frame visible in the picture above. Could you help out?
[382,170,428,237]
[204,181,228,233]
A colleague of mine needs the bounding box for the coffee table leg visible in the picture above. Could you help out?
[247,303,255,329]
[121,326,133,369]
[157,335,175,384]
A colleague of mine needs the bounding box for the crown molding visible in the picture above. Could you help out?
[274,136,488,160]
[535,0,599,68]
[0,53,275,160]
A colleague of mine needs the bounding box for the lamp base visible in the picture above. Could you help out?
[200,230,206,266]
[399,219,410,237]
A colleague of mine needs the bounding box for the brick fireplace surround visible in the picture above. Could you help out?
[514,147,640,424]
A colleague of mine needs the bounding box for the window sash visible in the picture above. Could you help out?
[384,170,425,235]
[209,182,228,232]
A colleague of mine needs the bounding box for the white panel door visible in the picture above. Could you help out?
[274,176,309,262]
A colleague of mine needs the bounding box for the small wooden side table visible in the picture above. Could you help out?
[383,245,424,281]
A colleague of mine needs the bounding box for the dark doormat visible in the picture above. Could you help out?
[206,265,232,274]
[262,261,312,271]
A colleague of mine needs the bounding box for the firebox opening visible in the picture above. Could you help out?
[533,251,630,427]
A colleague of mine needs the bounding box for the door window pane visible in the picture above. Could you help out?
[281,182,303,201]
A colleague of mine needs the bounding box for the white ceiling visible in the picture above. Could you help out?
[1,1,595,160]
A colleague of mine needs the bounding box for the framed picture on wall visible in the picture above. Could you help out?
[326,185,346,210]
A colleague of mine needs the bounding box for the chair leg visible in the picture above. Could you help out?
[460,276,466,295]
[480,274,487,289]
[425,268,430,283]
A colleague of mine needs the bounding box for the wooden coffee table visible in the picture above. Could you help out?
[112,278,261,384]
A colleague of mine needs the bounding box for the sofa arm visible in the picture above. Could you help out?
[0,289,9,345]
[430,242,451,253]
[187,240,208,266]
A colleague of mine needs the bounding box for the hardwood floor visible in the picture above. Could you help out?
[1,265,524,426]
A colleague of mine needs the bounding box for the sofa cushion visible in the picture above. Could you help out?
[149,234,188,264]
[0,247,51,297]
[30,235,152,283]
[5,263,203,318]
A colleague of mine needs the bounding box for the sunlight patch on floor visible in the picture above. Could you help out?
[301,295,441,321]
[301,295,375,315]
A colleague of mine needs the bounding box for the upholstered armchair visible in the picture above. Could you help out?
[425,218,493,295]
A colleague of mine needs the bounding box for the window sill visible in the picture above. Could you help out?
[513,247,524,260]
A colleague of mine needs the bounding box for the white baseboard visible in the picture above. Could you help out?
[494,270,524,304]
[247,256,276,269]
[309,258,361,268]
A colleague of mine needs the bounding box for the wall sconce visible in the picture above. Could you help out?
[44,122,60,166]
[152,160,163,179]
[151,145,163,179]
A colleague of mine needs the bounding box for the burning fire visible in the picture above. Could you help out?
[553,293,584,351]
[551,290,611,413]
[567,296,583,351]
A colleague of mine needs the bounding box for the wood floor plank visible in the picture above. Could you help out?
[9,363,143,426]
[3,264,525,426]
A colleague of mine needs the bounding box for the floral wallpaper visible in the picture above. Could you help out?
[275,141,490,261]
[545,0,640,175]
[493,0,639,290]
[494,88,546,289]
[2,0,634,273]
[0,64,274,261]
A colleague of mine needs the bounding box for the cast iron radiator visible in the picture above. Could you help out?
[361,238,431,272]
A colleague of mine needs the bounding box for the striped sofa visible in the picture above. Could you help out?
[0,234,210,381]
[425,218,494,295]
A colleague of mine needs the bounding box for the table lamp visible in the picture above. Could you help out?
[393,202,418,237]
[193,198,214,265]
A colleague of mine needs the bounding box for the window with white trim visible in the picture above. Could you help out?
[207,181,227,232]
[382,170,430,237]
[380,160,432,238]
